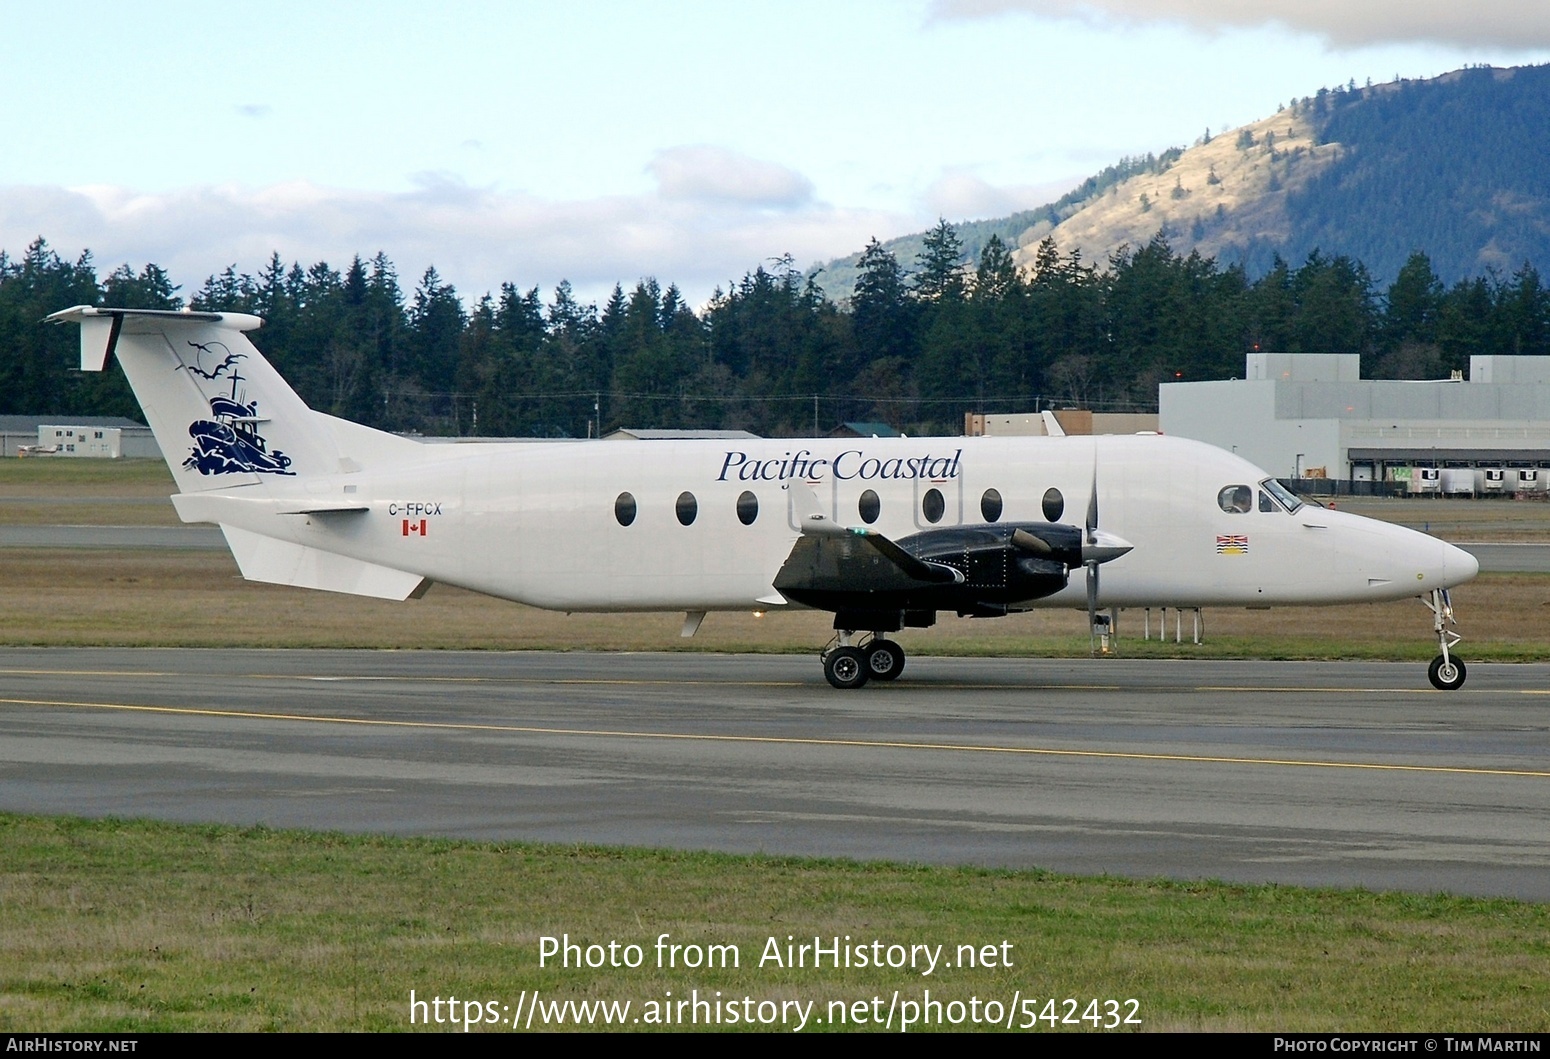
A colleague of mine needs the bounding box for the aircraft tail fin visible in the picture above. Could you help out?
[47,306,413,491]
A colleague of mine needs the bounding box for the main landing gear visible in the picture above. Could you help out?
[1422,588,1466,691]
[822,631,906,689]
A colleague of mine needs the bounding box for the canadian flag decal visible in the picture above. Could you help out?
[402,519,427,536]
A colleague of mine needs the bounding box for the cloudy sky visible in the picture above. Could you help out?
[3,1,1546,305]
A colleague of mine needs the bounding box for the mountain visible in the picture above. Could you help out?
[820,64,1550,294]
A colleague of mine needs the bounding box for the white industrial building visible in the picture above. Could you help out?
[0,416,162,459]
[1160,353,1550,495]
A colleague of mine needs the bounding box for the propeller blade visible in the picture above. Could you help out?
[1086,450,1100,654]
[1086,560,1099,654]
[1085,461,1098,545]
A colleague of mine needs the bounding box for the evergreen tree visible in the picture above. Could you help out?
[402,266,466,429]
[851,238,913,373]
[1495,263,1550,357]
[912,218,965,303]
[1385,251,1443,343]
[101,263,181,310]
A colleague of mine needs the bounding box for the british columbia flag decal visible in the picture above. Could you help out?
[1215,534,1249,555]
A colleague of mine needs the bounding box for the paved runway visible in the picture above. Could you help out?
[1459,542,1550,572]
[0,525,227,549]
[2,648,1548,900]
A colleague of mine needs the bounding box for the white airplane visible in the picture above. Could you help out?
[49,305,1480,690]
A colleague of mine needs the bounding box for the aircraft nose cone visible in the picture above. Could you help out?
[1442,542,1479,586]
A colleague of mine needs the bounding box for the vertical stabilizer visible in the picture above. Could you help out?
[48,306,341,492]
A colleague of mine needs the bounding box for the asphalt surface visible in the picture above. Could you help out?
[3,648,1548,900]
[0,525,227,549]
[1458,542,1550,572]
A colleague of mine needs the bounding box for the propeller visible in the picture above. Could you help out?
[1010,453,1132,655]
[1080,455,1135,654]
[1086,460,1100,653]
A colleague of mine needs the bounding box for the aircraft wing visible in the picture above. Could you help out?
[773,523,964,597]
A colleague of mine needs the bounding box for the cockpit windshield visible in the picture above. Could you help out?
[1260,477,1303,514]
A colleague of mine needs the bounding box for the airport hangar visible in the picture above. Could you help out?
[1159,352,1550,496]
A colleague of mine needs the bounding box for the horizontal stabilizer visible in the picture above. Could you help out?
[220,525,430,601]
[275,503,371,516]
[172,492,368,522]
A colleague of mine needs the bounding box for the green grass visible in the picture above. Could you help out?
[3,815,1548,1032]
[0,457,172,494]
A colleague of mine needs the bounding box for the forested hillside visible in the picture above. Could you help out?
[4,224,1547,438]
[1274,65,1550,282]
[858,64,1550,290]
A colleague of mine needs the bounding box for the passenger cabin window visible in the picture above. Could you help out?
[676,491,698,526]
[615,492,636,526]
[858,489,880,524]
[980,488,1003,523]
[1042,487,1064,523]
[1218,485,1252,514]
[922,488,945,524]
[736,490,758,525]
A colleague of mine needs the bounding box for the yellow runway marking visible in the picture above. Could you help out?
[3,696,1547,780]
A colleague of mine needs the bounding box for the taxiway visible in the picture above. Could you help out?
[2,649,1548,899]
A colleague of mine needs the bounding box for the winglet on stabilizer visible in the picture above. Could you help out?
[47,306,261,372]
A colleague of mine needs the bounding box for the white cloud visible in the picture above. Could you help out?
[930,0,1550,50]
[924,169,1083,220]
[0,164,902,307]
[647,145,815,207]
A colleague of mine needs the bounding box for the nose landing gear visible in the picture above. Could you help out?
[1422,588,1466,690]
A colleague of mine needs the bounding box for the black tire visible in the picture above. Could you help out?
[866,640,906,681]
[824,647,870,689]
[1428,654,1467,691]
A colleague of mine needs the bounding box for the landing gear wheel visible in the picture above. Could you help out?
[866,640,905,681]
[1428,654,1466,691]
[824,647,870,689]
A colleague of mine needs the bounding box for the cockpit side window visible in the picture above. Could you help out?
[1260,477,1303,514]
[1218,485,1252,514]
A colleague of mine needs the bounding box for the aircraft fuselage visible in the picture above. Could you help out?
[185,433,1476,613]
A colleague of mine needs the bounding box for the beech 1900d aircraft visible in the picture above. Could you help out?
[49,306,1480,690]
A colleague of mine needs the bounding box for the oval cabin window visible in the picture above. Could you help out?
[676,491,698,526]
[858,489,880,524]
[615,492,637,527]
[736,490,758,525]
[1042,487,1064,523]
[980,488,1003,523]
[922,488,945,524]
